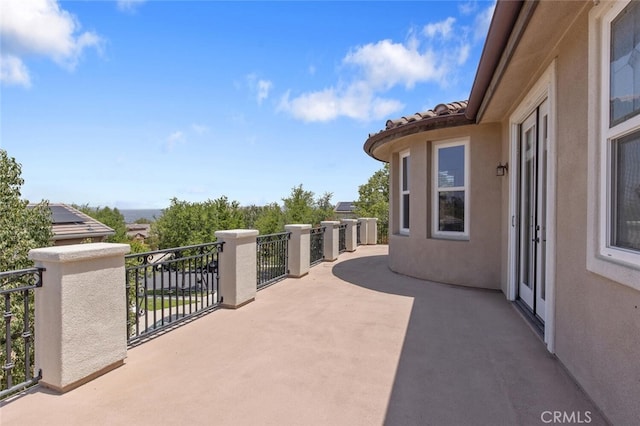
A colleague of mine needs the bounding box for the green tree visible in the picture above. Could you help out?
[282,185,335,227]
[282,184,315,224]
[355,164,389,243]
[254,203,285,235]
[75,205,128,243]
[0,149,53,393]
[0,151,53,271]
[313,191,335,225]
[151,196,245,249]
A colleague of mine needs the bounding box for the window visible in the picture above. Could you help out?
[600,0,640,266]
[433,139,469,239]
[399,150,410,234]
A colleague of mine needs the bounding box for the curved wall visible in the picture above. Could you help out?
[379,123,502,289]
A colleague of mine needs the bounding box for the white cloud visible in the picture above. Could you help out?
[458,1,477,16]
[457,43,471,65]
[423,17,456,40]
[278,84,404,123]
[0,0,102,87]
[0,54,31,88]
[257,79,273,105]
[279,9,487,123]
[245,73,273,105]
[166,131,185,151]
[474,2,496,42]
[191,124,209,135]
[117,0,146,13]
[343,39,443,90]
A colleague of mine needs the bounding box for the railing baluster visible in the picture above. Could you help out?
[0,267,43,398]
[125,242,223,346]
[256,232,290,290]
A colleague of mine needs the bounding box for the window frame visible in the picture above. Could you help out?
[587,0,640,293]
[399,150,410,235]
[599,0,640,267]
[432,138,470,240]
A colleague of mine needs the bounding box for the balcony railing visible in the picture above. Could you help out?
[256,232,290,290]
[125,242,223,345]
[0,268,43,399]
[310,227,324,266]
[338,224,347,253]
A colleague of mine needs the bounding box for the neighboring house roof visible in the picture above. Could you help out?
[335,201,356,213]
[30,203,115,242]
[126,223,151,239]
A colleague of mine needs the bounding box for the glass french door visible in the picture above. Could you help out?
[517,99,548,323]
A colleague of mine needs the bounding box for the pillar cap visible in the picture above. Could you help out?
[214,229,259,239]
[285,224,312,231]
[29,243,131,263]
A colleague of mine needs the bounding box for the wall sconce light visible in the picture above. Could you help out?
[496,162,508,176]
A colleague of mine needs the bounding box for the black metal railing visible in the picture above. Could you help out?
[0,268,43,399]
[357,221,362,245]
[257,232,290,290]
[125,242,223,345]
[310,227,324,266]
[338,224,347,253]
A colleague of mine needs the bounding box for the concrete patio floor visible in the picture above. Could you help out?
[1,245,606,425]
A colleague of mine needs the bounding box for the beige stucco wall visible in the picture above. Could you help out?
[29,243,130,392]
[495,4,640,423]
[552,8,640,424]
[385,124,502,289]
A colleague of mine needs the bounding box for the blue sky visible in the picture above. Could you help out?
[1,0,494,209]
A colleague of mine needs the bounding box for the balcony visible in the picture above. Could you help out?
[1,245,604,425]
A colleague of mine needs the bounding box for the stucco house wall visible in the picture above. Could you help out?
[492,3,639,423]
[365,1,640,423]
[537,6,639,422]
[382,124,502,289]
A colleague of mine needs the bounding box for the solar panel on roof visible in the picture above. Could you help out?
[50,206,85,224]
[336,202,355,211]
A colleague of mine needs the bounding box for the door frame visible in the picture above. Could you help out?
[507,61,557,353]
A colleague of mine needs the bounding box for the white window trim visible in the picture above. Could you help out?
[432,138,469,240]
[399,150,410,235]
[587,0,640,292]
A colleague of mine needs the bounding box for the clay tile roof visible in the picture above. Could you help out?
[381,100,468,131]
[365,100,472,160]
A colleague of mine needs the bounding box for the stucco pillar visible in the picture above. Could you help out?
[28,243,131,393]
[214,229,258,309]
[367,218,378,245]
[340,219,358,252]
[285,224,311,278]
[321,221,340,261]
[358,218,370,246]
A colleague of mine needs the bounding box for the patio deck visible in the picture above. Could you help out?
[1,245,606,425]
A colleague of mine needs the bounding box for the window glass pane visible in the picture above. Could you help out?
[612,130,640,251]
[438,191,464,232]
[402,155,409,191]
[402,194,410,229]
[438,145,465,187]
[610,1,640,126]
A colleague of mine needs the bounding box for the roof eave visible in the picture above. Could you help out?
[364,114,474,161]
[52,230,115,241]
[465,0,526,122]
